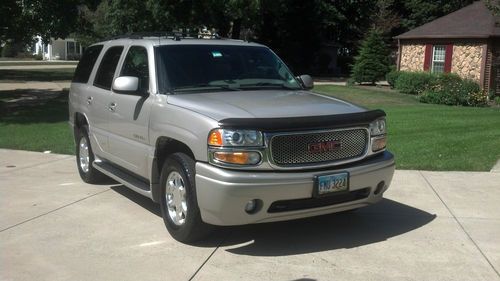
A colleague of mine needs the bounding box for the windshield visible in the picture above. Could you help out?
[156,44,302,93]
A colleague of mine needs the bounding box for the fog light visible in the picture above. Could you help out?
[372,135,387,152]
[374,181,385,195]
[245,200,257,213]
[213,151,261,165]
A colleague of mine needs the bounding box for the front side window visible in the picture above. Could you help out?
[156,45,301,94]
[120,46,149,93]
[94,46,124,90]
[431,45,445,73]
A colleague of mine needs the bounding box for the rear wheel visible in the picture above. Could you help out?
[75,126,106,183]
[160,153,212,243]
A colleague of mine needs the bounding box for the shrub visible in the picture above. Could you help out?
[419,78,486,107]
[351,29,390,84]
[386,68,400,88]
[494,96,500,106]
[1,42,18,57]
[394,71,433,95]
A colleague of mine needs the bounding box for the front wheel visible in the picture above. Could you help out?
[160,153,212,243]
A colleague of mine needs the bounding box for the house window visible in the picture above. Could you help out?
[431,45,446,73]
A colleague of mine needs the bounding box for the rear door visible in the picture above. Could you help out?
[106,45,154,178]
[86,45,125,156]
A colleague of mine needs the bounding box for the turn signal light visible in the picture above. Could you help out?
[213,151,261,165]
[372,136,387,152]
[208,130,223,146]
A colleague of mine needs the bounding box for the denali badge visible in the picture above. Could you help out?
[308,140,342,153]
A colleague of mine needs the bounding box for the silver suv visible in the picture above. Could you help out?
[69,34,395,242]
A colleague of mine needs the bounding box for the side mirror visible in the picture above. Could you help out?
[298,74,314,90]
[112,76,139,94]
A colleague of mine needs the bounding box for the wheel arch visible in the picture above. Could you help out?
[74,112,89,139]
[151,136,196,202]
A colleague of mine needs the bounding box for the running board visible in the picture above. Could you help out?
[93,161,152,199]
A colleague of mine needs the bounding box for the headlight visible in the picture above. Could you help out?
[370,118,387,152]
[370,118,386,136]
[208,129,263,147]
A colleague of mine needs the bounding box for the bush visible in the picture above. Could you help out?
[494,96,500,106]
[419,78,487,107]
[1,42,18,57]
[386,68,401,88]
[394,71,434,95]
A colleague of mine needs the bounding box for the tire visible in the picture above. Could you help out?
[75,125,107,184]
[159,153,212,243]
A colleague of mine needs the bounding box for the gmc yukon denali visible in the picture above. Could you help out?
[68,34,395,243]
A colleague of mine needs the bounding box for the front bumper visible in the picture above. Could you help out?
[195,151,395,226]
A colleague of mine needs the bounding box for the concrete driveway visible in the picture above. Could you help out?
[1,149,499,281]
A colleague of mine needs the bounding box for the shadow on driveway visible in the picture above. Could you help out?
[111,185,436,256]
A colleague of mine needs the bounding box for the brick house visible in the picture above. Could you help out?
[395,1,500,95]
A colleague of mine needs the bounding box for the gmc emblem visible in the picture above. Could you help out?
[308,140,342,153]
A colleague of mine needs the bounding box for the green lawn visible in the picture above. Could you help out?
[0,90,74,154]
[315,85,500,171]
[0,68,75,154]
[0,68,75,82]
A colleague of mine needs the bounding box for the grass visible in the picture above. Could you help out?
[315,85,500,171]
[0,68,75,82]
[0,89,74,155]
[0,68,75,154]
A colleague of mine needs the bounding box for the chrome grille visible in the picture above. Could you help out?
[269,128,368,166]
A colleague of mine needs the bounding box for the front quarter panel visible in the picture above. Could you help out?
[149,94,218,162]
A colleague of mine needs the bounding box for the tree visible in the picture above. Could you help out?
[350,29,390,84]
[23,0,82,43]
[0,0,32,49]
[394,0,474,31]
[485,0,500,16]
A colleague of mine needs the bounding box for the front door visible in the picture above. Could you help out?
[107,45,153,178]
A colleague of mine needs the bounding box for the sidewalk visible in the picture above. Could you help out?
[0,81,70,91]
[1,149,499,281]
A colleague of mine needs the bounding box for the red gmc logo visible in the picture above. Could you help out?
[308,140,342,153]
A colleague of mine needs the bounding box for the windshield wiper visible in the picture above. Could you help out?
[173,84,240,93]
[239,82,298,90]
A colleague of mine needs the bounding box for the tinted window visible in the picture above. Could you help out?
[73,45,103,83]
[120,46,149,93]
[156,45,300,93]
[94,46,124,90]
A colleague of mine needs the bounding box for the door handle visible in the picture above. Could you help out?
[108,102,117,112]
[86,96,93,105]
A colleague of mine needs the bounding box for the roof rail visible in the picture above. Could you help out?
[103,31,222,41]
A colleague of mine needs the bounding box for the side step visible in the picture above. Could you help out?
[93,161,153,199]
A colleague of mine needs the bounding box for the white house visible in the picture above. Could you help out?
[33,36,83,61]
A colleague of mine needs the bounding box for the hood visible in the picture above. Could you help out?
[167,90,366,121]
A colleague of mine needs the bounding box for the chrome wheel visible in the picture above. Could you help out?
[79,137,90,173]
[165,171,187,226]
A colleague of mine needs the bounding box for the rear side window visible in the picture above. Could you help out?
[72,45,103,83]
[93,46,124,90]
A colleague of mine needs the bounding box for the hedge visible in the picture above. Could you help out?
[392,71,487,107]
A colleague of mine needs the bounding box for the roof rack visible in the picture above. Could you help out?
[104,31,222,41]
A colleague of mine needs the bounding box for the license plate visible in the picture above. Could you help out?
[314,172,349,196]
